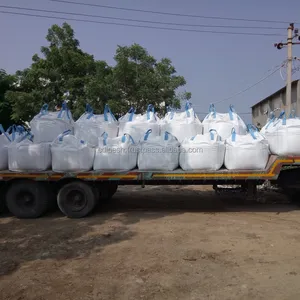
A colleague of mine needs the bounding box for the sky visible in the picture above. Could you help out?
[1,0,300,123]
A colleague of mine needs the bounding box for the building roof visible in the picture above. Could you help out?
[251,79,300,108]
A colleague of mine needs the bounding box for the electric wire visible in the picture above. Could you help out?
[0,11,285,36]
[50,0,293,24]
[0,5,286,30]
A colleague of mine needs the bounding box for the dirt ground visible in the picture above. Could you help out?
[1,185,300,300]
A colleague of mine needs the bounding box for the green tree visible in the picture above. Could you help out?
[0,69,16,129]
[109,43,190,115]
[6,23,190,122]
[6,23,98,121]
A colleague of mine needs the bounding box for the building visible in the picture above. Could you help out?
[251,79,300,127]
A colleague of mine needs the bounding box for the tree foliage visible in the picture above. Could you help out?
[0,69,16,129]
[5,23,190,122]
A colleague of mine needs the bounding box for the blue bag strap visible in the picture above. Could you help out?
[231,128,236,142]
[143,129,152,140]
[104,104,117,122]
[209,129,218,140]
[146,104,154,120]
[185,101,192,118]
[101,132,108,145]
[57,101,71,119]
[265,113,275,129]
[278,110,286,125]
[190,136,195,140]
[58,129,72,141]
[247,124,259,132]
[228,104,235,121]
[16,125,25,134]
[289,109,296,118]
[10,125,16,141]
[38,104,48,117]
[247,125,257,140]
[85,103,93,113]
[128,107,135,122]
[164,131,172,140]
[208,103,216,119]
[121,133,135,144]
[0,124,11,142]
[18,131,33,143]
[85,103,94,119]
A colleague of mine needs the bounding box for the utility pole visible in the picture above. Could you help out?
[275,23,300,116]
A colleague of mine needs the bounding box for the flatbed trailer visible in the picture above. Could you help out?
[1,155,300,218]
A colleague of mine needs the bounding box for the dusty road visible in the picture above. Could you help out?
[1,185,300,300]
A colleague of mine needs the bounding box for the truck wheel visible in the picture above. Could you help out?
[57,181,97,218]
[5,180,49,218]
[0,196,5,213]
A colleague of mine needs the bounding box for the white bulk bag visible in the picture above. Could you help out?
[179,130,225,170]
[75,104,118,147]
[8,133,51,172]
[118,105,160,143]
[0,125,12,170]
[51,130,95,172]
[160,102,203,143]
[30,102,74,143]
[224,126,269,170]
[264,112,300,156]
[260,110,285,135]
[93,133,138,171]
[202,104,247,139]
[137,129,180,170]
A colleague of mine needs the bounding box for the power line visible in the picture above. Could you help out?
[212,62,285,105]
[0,11,285,36]
[51,0,293,24]
[0,5,286,30]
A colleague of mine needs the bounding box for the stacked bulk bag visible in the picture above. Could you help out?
[8,132,51,172]
[260,110,283,136]
[160,101,203,143]
[30,101,74,143]
[264,111,300,156]
[224,125,269,170]
[93,133,138,171]
[75,104,118,147]
[137,129,180,170]
[118,104,160,143]
[202,104,247,140]
[51,130,95,172]
[0,125,12,170]
[179,130,225,170]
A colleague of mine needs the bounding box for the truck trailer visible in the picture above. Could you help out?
[0,154,299,218]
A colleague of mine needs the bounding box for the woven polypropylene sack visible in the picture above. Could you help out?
[137,130,180,171]
[51,131,95,172]
[30,103,74,143]
[179,130,225,170]
[224,127,269,170]
[93,134,138,171]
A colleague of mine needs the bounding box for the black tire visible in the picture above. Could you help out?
[57,181,97,218]
[0,196,5,213]
[5,180,49,218]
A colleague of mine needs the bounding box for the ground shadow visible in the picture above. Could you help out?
[0,210,135,277]
[0,185,298,277]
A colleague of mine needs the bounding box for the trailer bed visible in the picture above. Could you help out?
[0,155,299,182]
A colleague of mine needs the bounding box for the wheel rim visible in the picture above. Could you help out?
[16,191,35,210]
[66,190,87,212]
